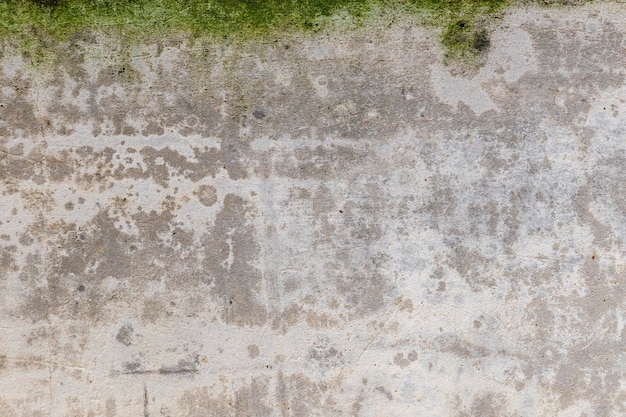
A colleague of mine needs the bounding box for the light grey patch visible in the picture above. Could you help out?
[115,324,133,346]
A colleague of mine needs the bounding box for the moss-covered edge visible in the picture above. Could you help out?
[0,0,590,66]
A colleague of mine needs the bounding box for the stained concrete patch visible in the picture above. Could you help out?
[1,4,626,416]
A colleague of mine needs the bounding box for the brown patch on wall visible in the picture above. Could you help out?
[455,393,518,417]
[202,193,267,327]
[195,184,218,207]
[179,377,271,417]
[277,372,339,417]
[446,244,496,291]
[247,344,260,359]
[18,203,202,323]
[140,146,222,187]
[434,334,490,358]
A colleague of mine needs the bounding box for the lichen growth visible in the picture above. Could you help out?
[1,0,379,40]
[441,17,491,65]
[0,0,581,65]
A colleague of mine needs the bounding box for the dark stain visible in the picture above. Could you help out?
[123,356,199,375]
[160,356,200,375]
[375,386,393,400]
[472,28,490,52]
[144,384,149,417]
[123,360,142,374]
[252,109,266,120]
[115,323,133,346]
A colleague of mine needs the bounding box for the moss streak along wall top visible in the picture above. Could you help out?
[1,0,516,63]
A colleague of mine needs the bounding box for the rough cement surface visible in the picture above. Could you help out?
[1,4,626,416]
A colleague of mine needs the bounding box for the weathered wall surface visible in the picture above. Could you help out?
[1,4,626,416]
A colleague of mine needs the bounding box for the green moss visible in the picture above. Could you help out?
[1,0,373,40]
[0,0,520,63]
[441,17,489,64]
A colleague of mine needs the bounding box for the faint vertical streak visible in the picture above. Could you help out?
[143,384,149,417]
[276,371,288,417]
[36,78,54,417]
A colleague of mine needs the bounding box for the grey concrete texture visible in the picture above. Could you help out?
[1,3,626,416]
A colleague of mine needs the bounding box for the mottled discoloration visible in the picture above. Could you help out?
[179,377,272,417]
[1,3,626,416]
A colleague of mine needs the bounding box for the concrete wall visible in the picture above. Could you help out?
[1,4,625,416]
